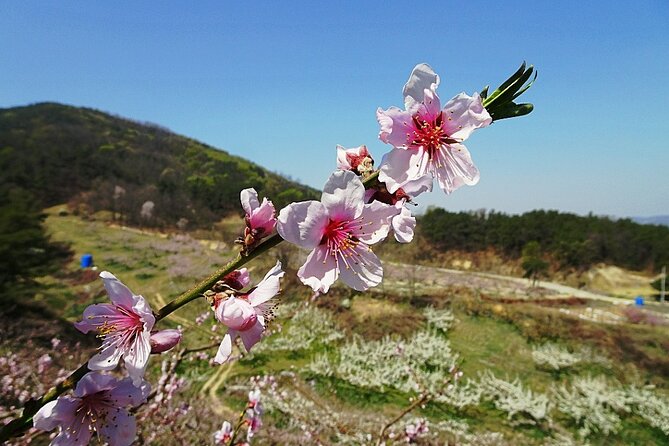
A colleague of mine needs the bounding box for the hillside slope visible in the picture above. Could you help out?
[0,102,317,228]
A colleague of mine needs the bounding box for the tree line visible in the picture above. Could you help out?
[419,208,669,272]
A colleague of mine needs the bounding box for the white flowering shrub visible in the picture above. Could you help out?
[253,305,343,353]
[553,375,631,437]
[424,306,455,332]
[626,385,669,436]
[433,379,483,409]
[479,371,552,423]
[532,343,609,371]
[532,343,583,370]
[321,329,458,395]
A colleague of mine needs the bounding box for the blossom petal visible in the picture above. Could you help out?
[403,63,440,111]
[109,377,151,407]
[52,426,93,446]
[88,346,124,372]
[297,245,339,293]
[401,175,433,198]
[123,331,151,386]
[379,147,428,193]
[132,296,155,333]
[336,145,353,170]
[214,330,235,364]
[392,205,416,243]
[74,303,119,334]
[240,188,260,216]
[277,200,328,249]
[239,319,264,352]
[376,107,413,148]
[99,271,135,309]
[321,170,365,220]
[248,261,284,307]
[433,143,480,194]
[99,408,136,446]
[73,372,117,397]
[357,201,397,245]
[33,398,78,431]
[414,86,442,119]
[249,197,277,234]
[442,92,492,141]
[338,246,383,291]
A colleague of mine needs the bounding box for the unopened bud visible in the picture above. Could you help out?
[150,329,182,353]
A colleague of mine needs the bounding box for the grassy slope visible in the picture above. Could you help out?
[6,211,669,445]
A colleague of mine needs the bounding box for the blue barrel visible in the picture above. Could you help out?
[80,254,93,268]
[634,296,644,306]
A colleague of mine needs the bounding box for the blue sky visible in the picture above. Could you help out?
[1,1,667,217]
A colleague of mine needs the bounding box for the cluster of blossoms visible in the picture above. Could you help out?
[213,387,264,445]
[20,62,535,445]
[403,418,429,443]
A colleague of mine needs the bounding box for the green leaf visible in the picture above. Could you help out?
[486,65,534,109]
[480,85,489,100]
[489,102,534,121]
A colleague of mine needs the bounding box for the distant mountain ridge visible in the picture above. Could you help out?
[632,215,669,227]
[0,102,317,228]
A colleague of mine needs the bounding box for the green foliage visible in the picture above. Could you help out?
[0,103,317,228]
[420,208,669,272]
[521,241,549,286]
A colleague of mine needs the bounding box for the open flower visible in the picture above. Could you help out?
[33,371,150,446]
[336,144,374,175]
[214,421,232,444]
[277,170,397,293]
[212,261,284,364]
[240,188,277,248]
[377,63,491,195]
[74,272,154,386]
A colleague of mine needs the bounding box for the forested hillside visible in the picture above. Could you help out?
[0,103,317,228]
[420,208,669,272]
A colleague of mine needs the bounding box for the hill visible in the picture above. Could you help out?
[0,102,317,228]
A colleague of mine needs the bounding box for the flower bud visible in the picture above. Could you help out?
[150,329,182,353]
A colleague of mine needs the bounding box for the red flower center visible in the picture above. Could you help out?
[409,112,458,154]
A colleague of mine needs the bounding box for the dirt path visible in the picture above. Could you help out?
[384,262,631,305]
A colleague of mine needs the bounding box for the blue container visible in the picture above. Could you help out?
[80,254,93,268]
[635,296,644,306]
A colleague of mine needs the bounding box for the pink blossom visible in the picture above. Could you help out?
[214,420,232,444]
[277,170,397,293]
[223,268,251,290]
[74,271,155,386]
[149,329,182,354]
[212,262,284,364]
[336,144,374,175]
[37,353,53,374]
[363,186,419,244]
[33,371,150,446]
[246,389,263,441]
[377,63,491,195]
[241,188,277,246]
[404,418,429,443]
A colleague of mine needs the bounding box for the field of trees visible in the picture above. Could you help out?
[1,209,668,445]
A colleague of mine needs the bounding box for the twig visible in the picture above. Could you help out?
[375,393,430,446]
[0,171,382,442]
